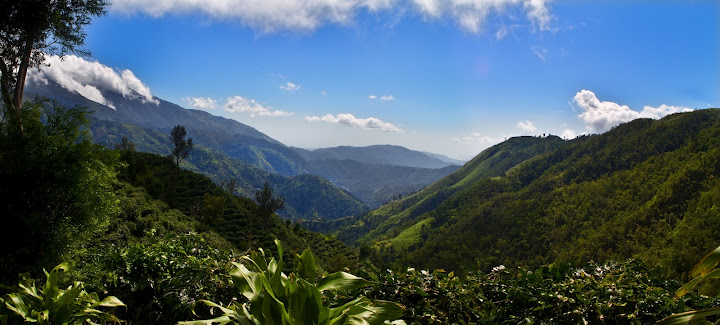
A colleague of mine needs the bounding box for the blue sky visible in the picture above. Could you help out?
[40,0,719,160]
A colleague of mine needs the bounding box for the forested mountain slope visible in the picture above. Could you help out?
[27,81,309,175]
[91,119,368,220]
[361,109,720,278]
[114,150,361,267]
[307,135,565,242]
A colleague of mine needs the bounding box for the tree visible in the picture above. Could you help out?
[0,99,118,281]
[254,181,284,219]
[170,125,193,166]
[0,0,107,112]
[114,136,135,152]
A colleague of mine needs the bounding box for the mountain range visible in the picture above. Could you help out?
[27,80,460,216]
[313,109,720,278]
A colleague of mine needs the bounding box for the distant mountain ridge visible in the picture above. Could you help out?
[294,145,463,169]
[28,79,463,210]
[26,80,308,176]
[90,118,368,220]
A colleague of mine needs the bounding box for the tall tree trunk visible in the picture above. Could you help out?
[13,37,34,111]
[0,60,13,110]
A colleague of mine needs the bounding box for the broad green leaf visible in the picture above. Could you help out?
[43,263,69,302]
[691,245,720,278]
[177,315,235,325]
[296,249,316,282]
[317,272,372,291]
[675,269,720,298]
[656,306,720,325]
[94,296,125,308]
[363,300,405,325]
[5,294,31,318]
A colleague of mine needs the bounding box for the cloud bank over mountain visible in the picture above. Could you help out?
[573,89,693,133]
[28,55,158,109]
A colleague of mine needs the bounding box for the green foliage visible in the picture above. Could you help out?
[657,245,720,324]
[90,119,368,221]
[324,136,564,246]
[115,151,362,272]
[171,125,194,166]
[0,263,124,324]
[0,0,107,110]
[255,181,285,219]
[93,233,236,324]
[0,99,119,282]
[351,110,720,277]
[356,260,718,324]
[183,240,405,325]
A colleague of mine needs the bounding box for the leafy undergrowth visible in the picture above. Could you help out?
[350,260,719,324]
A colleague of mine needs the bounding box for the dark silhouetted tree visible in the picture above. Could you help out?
[170,125,193,166]
[114,136,135,152]
[255,181,284,219]
[1,0,107,113]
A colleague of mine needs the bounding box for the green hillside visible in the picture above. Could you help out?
[115,150,361,268]
[309,135,565,244]
[90,118,368,220]
[355,109,720,278]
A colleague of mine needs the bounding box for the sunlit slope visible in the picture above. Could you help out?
[364,109,720,277]
[328,135,566,244]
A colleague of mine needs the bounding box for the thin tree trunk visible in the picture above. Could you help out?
[0,60,13,110]
[13,37,34,111]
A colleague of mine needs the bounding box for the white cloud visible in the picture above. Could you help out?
[28,55,158,109]
[413,0,552,33]
[452,132,493,144]
[516,120,537,133]
[224,96,293,117]
[183,96,217,109]
[321,90,327,95]
[495,24,508,40]
[531,45,548,61]
[369,94,394,101]
[572,89,693,133]
[560,129,577,140]
[305,113,402,132]
[112,0,552,34]
[280,82,300,91]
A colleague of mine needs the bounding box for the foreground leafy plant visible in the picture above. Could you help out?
[0,262,124,324]
[657,245,720,324]
[357,260,717,324]
[181,239,405,325]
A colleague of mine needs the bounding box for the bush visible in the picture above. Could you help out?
[0,263,124,324]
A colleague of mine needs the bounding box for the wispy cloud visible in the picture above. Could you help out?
[495,24,509,40]
[183,96,217,109]
[516,120,537,134]
[452,133,493,144]
[305,113,402,132]
[28,55,158,109]
[225,96,293,117]
[369,94,394,101]
[112,0,552,34]
[531,45,548,62]
[573,89,693,133]
[280,82,300,91]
